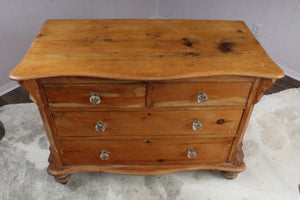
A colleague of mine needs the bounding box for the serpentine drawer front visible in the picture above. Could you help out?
[44,83,146,108]
[60,138,233,165]
[9,19,284,184]
[53,110,243,137]
[152,82,252,107]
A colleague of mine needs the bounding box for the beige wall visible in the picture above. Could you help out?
[0,0,157,95]
[1,0,299,94]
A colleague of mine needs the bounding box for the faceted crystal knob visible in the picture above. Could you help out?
[192,120,202,131]
[197,92,208,103]
[100,150,110,160]
[187,149,197,158]
[95,121,106,132]
[90,93,101,104]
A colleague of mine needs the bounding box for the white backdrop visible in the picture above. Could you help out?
[1,0,299,95]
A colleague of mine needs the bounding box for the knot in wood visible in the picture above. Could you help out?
[218,42,233,53]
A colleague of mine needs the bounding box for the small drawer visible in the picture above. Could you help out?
[152,82,252,107]
[60,138,233,165]
[53,110,242,137]
[44,83,146,108]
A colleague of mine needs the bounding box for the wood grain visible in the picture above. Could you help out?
[60,138,233,165]
[8,19,284,183]
[47,161,245,177]
[49,105,246,112]
[9,19,284,81]
[19,80,64,170]
[152,82,252,107]
[40,76,255,84]
[41,77,142,84]
[53,110,243,137]
[44,83,146,108]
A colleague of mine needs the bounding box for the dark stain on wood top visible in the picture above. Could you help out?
[9,19,284,81]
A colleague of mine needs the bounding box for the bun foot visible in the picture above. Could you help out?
[221,171,238,179]
[54,174,70,184]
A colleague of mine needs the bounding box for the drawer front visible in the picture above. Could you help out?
[53,110,243,137]
[152,82,252,107]
[60,138,233,165]
[44,84,146,108]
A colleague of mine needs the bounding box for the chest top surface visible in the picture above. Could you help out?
[9,19,284,81]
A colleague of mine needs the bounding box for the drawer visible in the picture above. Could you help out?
[44,83,146,108]
[53,110,243,137]
[60,138,233,165]
[152,82,252,107]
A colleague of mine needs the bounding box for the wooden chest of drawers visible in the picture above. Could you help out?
[9,19,284,184]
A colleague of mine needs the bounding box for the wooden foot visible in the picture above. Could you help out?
[54,174,71,184]
[221,171,238,179]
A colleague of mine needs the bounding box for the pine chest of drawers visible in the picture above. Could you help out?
[9,19,284,184]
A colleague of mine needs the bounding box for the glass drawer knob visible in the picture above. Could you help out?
[90,93,101,104]
[100,150,110,160]
[95,121,106,132]
[187,149,197,158]
[197,92,208,103]
[192,120,202,131]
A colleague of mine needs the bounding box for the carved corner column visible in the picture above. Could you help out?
[19,80,69,184]
[224,78,275,179]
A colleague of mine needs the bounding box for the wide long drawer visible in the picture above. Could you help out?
[152,82,252,107]
[60,138,233,165]
[44,83,146,108]
[53,110,243,137]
